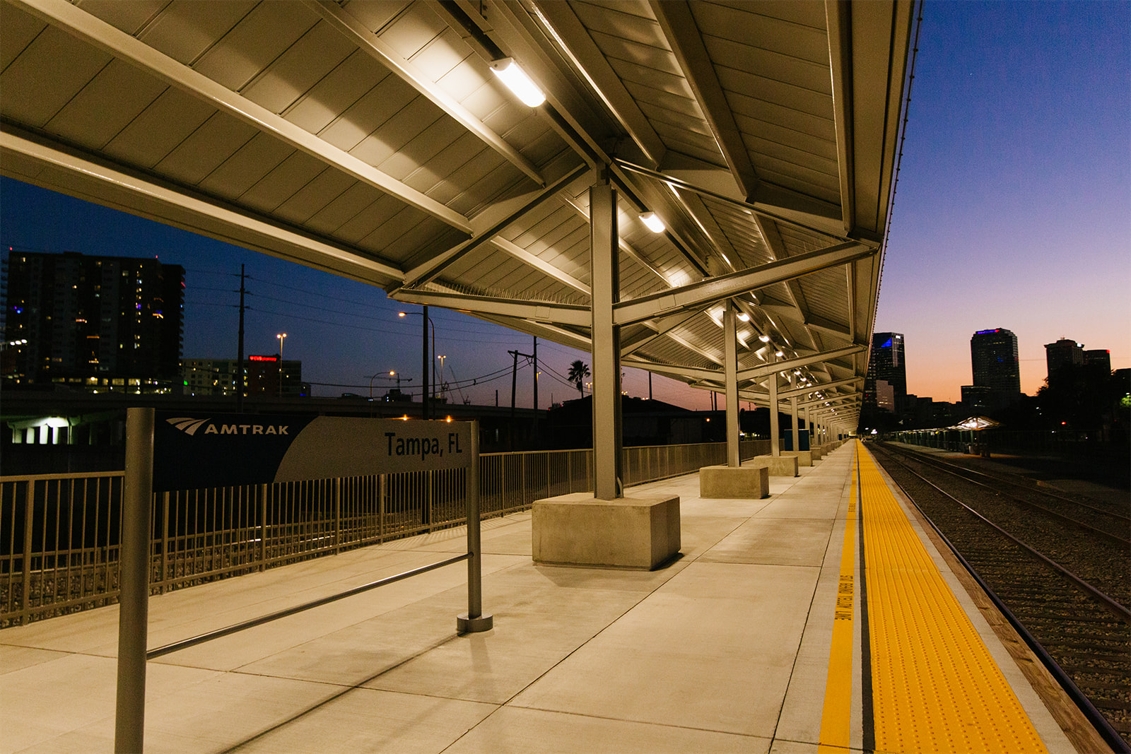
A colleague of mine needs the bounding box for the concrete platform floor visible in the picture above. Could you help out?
[1,445,1075,753]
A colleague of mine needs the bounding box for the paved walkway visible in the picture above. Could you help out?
[1,444,1078,753]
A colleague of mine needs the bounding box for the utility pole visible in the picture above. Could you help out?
[236,265,246,413]
[508,348,534,451]
[421,305,429,421]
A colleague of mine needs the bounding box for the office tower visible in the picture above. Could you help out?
[1044,338,1084,389]
[3,250,184,391]
[864,332,906,413]
[1084,349,1111,374]
[970,328,1021,409]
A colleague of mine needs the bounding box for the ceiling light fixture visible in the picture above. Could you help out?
[737,312,750,322]
[758,335,771,343]
[639,211,665,233]
[491,58,545,107]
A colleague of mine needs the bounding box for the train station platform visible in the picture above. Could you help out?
[0,443,1102,753]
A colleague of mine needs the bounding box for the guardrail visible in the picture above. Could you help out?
[1,439,770,627]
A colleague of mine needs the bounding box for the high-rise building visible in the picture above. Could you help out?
[182,357,307,398]
[2,251,184,391]
[1084,349,1111,374]
[864,332,906,413]
[969,328,1020,409]
[1045,338,1084,389]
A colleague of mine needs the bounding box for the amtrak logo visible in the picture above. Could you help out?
[166,417,289,436]
[167,417,210,435]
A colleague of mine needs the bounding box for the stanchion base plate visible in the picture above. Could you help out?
[457,613,493,633]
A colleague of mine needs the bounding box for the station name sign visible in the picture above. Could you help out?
[153,413,473,492]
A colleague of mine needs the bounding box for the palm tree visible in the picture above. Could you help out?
[567,360,590,397]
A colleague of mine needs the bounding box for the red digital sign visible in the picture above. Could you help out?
[248,354,278,362]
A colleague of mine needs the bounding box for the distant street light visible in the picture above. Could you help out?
[398,310,435,419]
[276,333,287,396]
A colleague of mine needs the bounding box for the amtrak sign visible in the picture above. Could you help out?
[153,412,473,492]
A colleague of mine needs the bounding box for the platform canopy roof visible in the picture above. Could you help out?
[1,0,917,429]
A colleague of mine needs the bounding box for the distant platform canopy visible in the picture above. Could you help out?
[0,0,918,430]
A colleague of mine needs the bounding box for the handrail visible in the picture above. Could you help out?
[147,552,469,659]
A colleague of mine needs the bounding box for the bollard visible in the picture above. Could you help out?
[458,421,492,633]
[115,407,154,753]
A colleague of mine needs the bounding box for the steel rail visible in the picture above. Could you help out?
[873,447,1131,754]
[883,444,1131,547]
[878,448,1131,623]
[146,553,469,660]
[885,443,1131,522]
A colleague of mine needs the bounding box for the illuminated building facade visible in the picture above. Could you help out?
[2,251,183,392]
[969,328,1020,410]
[864,332,906,413]
[182,356,306,398]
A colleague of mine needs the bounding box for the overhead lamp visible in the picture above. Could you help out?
[737,312,750,322]
[758,335,771,343]
[639,211,665,233]
[491,58,545,107]
[775,350,784,358]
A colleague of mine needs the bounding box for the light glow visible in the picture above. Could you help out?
[491,58,545,107]
[639,211,665,233]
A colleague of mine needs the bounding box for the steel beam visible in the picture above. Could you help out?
[392,289,590,327]
[13,0,471,233]
[306,0,544,186]
[614,242,874,327]
[401,163,588,288]
[739,345,866,381]
[650,0,759,201]
[0,127,404,285]
[489,237,591,296]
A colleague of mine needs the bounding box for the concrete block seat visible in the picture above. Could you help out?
[699,464,770,499]
[781,450,813,467]
[532,493,681,570]
[747,455,800,477]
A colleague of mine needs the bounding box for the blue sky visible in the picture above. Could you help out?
[3,0,1128,407]
[876,0,1130,400]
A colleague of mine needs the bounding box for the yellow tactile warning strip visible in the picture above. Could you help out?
[818,445,857,753]
[857,441,1048,753]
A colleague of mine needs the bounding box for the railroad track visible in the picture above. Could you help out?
[870,442,1131,751]
[885,445,1131,545]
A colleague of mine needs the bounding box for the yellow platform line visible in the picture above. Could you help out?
[858,442,1047,753]
[818,444,858,753]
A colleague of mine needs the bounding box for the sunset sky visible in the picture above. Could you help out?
[2,1,1128,410]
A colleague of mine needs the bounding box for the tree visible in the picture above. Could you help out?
[567,360,590,397]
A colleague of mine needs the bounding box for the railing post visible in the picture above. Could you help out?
[334,478,342,554]
[259,484,268,571]
[159,492,170,594]
[521,453,527,506]
[458,421,492,633]
[115,407,154,754]
[378,474,386,544]
[21,481,35,626]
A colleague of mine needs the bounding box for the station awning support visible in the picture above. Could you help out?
[724,303,740,468]
[591,173,622,499]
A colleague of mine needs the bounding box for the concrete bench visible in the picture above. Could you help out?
[699,464,770,499]
[533,493,681,570]
[748,455,800,477]
[781,450,813,466]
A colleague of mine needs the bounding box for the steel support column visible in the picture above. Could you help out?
[590,177,622,499]
[724,304,740,467]
[790,396,799,452]
[769,368,780,457]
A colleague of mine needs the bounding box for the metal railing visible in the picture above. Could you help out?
[1,439,770,627]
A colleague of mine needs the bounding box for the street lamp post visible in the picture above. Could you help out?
[437,354,447,401]
[398,310,435,419]
[276,333,287,397]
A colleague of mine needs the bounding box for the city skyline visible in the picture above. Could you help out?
[2,1,1128,413]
